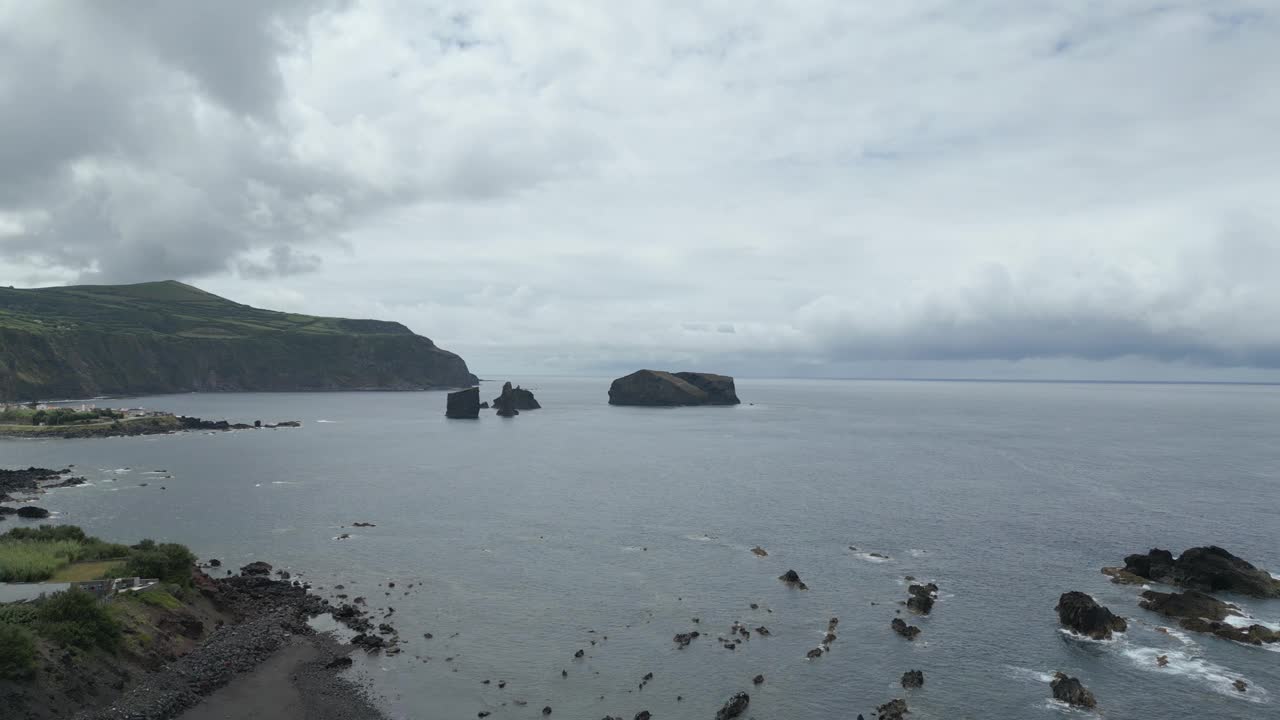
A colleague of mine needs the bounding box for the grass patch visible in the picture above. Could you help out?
[0,526,131,582]
[129,589,181,610]
[49,559,126,583]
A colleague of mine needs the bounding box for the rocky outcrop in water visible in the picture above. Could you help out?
[891,618,920,640]
[1056,591,1127,639]
[876,698,909,720]
[901,670,924,688]
[492,384,540,411]
[15,505,50,518]
[1119,546,1280,598]
[445,387,480,419]
[778,569,808,590]
[0,466,73,500]
[907,583,937,614]
[714,692,750,720]
[240,561,273,577]
[1140,590,1280,644]
[1140,589,1238,621]
[1051,672,1096,708]
[607,370,741,407]
[495,382,519,417]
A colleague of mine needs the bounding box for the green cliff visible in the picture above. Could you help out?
[0,281,477,400]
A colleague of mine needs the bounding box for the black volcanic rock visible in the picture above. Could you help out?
[1140,589,1279,644]
[607,370,740,406]
[714,692,749,720]
[779,569,808,590]
[1140,589,1239,622]
[1122,546,1280,598]
[907,583,937,614]
[891,618,920,640]
[15,505,50,518]
[494,382,520,417]
[1056,591,1127,639]
[901,670,924,689]
[446,387,481,419]
[1051,672,1096,708]
[493,385,540,411]
[240,561,273,577]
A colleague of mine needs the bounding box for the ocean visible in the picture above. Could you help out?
[3,378,1278,719]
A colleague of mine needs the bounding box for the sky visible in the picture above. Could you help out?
[1,1,1278,381]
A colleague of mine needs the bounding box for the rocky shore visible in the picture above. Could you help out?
[3,566,387,720]
[0,415,302,440]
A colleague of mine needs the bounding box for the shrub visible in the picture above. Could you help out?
[34,588,120,651]
[0,623,36,679]
[131,589,181,610]
[3,525,87,543]
[125,543,195,586]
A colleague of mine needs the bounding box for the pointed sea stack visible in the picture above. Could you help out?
[495,382,519,417]
[445,387,480,419]
[608,370,740,406]
[493,384,540,411]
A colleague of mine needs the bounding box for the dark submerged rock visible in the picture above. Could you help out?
[15,505,50,518]
[876,698,909,720]
[607,370,741,407]
[673,631,700,648]
[1056,591,1127,639]
[1140,589,1239,622]
[906,583,937,614]
[901,670,924,689]
[1051,672,1097,708]
[1122,546,1280,598]
[891,618,921,640]
[240,561,273,577]
[779,569,808,590]
[446,387,481,419]
[714,691,750,720]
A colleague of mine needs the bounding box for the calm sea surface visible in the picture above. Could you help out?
[3,379,1279,719]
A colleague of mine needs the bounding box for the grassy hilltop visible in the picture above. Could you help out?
[0,281,476,400]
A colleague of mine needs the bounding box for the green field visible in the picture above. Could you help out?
[0,527,131,583]
[0,280,408,338]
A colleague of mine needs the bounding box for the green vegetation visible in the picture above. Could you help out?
[0,622,36,679]
[130,588,182,610]
[125,541,197,586]
[0,280,475,401]
[33,588,121,651]
[0,527,131,583]
[49,559,127,583]
[0,526,196,585]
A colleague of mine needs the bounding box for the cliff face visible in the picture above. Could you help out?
[0,281,477,400]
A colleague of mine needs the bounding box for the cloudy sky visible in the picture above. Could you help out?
[1,1,1277,380]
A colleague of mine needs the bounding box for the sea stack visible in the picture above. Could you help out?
[445,387,481,419]
[496,382,519,417]
[608,370,740,407]
[493,384,540,411]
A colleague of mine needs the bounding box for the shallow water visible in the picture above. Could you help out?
[3,379,1279,719]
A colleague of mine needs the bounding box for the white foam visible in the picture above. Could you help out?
[1004,665,1055,684]
[852,552,891,563]
[684,534,715,542]
[1057,628,1122,645]
[271,481,301,485]
[1042,699,1093,715]
[907,548,926,558]
[1223,614,1280,632]
[316,419,338,423]
[1121,645,1268,703]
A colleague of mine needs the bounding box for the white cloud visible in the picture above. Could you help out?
[1,1,1278,378]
